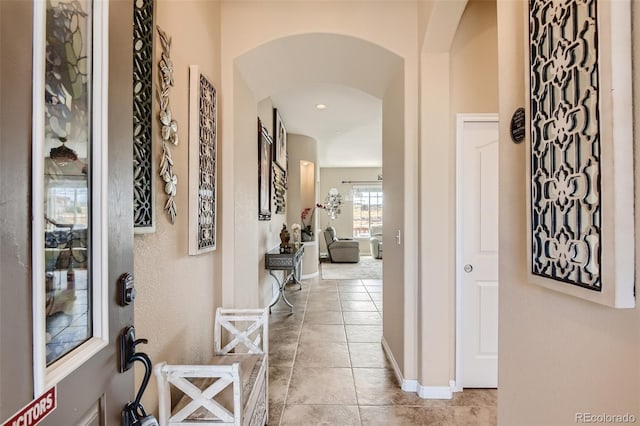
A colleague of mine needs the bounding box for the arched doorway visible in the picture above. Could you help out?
[219,30,413,382]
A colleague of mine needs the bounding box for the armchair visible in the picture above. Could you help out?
[323,226,360,263]
[369,225,383,259]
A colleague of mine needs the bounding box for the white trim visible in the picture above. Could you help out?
[381,337,415,392]
[454,113,498,392]
[32,0,47,395]
[417,384,453,400]
[32,0,110,395]
[608,0,635,308]
[93,0,110,370]
[300,272,319,280]
[449,379,461,393]
[402,379,418,393]
[382,338,456,398]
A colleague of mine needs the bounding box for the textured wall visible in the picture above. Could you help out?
[497,1,640,423]
[134,0,221,413]
[287,134,319,277]
[418,0,497,389]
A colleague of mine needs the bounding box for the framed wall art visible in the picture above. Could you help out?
[526,0,634,308]
[188,65,217,255]
[258,119,273,221]
[273,108,287,172]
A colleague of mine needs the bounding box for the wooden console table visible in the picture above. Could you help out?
[265,244,304,312]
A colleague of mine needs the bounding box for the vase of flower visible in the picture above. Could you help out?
[291,223,301,248]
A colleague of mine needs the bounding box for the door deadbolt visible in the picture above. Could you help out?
[119,273,136,306]
[464,264,473,273]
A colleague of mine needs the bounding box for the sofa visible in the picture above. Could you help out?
[323,226,360,263]
[369,225,383,259]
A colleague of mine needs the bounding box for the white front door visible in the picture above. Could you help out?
[457,114,499,388]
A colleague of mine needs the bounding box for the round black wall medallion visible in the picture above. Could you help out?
[510,107,526,144]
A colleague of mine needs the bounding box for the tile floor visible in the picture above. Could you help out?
[268,274,497,425]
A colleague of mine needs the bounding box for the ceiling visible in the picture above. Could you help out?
[235,33,402,168]
[270,84,382,168]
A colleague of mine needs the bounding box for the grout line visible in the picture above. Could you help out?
[274,271,383,426]
[343,280,362,425]
[277,276,311,426]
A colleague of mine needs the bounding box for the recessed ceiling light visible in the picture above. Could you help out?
[315,103,327,110]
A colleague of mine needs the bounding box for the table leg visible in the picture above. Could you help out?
[288,259,303,290]
[268,270,294,313]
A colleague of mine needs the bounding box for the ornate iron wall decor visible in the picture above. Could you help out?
[133,0,154,231]
[526,0,635,308]
[156,26,178,223]
[188,66,217,255]
[529,0,601,290]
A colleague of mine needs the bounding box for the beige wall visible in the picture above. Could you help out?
[497,1,640,423]
[287,134,319,230]
[287,134,319,276]
[133,0,221,413]
[450,0,498,114]
[418,0,497,389]
[232,71,260,308]
[382,66,408,375]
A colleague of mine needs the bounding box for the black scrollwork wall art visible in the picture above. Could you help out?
[156,26,178,223]
[133,0,154,231]
[526,0,634,308]
[188,66,217,255]
[273,166,286,215]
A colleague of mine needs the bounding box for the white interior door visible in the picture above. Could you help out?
[457,114,499,388]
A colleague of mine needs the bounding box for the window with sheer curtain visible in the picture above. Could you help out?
[352,185,383,237]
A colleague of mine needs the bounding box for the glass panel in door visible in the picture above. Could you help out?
[43,0,93,366]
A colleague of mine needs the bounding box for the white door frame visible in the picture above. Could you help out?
[454,113,498,392]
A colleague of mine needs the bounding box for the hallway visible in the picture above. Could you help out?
[268,275,497,425]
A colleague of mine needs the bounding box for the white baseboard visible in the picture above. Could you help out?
[381,337,417,391]
[417,384,453,399]
[301,272,319,280]
[381,337,455,399]
[402,379,418,392]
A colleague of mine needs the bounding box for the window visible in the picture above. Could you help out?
[352,185,383,237]
[33,0,109,393]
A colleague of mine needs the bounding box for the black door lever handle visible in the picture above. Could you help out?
[119,326,148,373]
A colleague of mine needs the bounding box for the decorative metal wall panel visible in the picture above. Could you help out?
[526,0,635,308]
[188,66,217,255]
[273,165,286,215]
[133,0,154,230]
[529,0,601,291]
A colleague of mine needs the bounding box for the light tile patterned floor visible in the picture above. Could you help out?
[268,274,497,425]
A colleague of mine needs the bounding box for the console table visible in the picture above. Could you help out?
[265,244,304,312]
